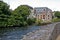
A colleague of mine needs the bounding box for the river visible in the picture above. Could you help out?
[0,26,42,40]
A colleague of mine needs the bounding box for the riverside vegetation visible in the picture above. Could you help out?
[0,1,60,28]
[52,11,60,22]
[0,1,36,27]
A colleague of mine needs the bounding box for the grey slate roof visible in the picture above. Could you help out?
[34,7,52,13]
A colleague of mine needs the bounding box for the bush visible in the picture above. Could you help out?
[27,18,36,25]
[36,19,52,26]
[55,11,60,18]
[52,18,60,22]
[36,19,43,25]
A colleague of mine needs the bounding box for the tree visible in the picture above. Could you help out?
[0,1,34,27]
[0,1,12,27]
[13,5,31,27]
[55,11,60,18]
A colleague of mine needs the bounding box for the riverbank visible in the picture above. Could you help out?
[0,22,57,35]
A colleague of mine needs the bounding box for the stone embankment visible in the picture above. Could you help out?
[21,22,60,40]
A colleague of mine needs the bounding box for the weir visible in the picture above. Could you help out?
[21,22,60,40]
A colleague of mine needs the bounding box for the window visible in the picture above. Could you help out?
[38,15,39,19]
[48,15,49,17]
[40,39,41,40]
[48,18,49,19]
[43,15,45,19]
[44,9,45,11]
[48,15,49,19]
[41,15,42,19]
[38,10,39,11]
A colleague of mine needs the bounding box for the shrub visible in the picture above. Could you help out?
[52,18,60,22]
[27,18,36,25]
[36,19,52,26]
[36,19,43,25]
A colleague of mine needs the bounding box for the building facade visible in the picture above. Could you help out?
[34,7,52,22]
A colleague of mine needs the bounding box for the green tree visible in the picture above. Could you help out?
[13,5,31,27]
[55,11,60,18]
[0,1,34,27]
[0,1,12,27]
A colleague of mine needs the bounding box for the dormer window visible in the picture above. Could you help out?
[38,10,39,11]
[44,9,45,11]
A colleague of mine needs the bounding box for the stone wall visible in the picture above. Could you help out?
[49,23,60,40]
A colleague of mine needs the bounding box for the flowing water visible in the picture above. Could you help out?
[0,26,41,40]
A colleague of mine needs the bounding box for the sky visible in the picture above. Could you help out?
[3,0,60,11]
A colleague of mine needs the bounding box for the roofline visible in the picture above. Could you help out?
[34,7,52,11]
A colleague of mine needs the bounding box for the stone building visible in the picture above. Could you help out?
[34,7,52,22]
[22,5,53,22]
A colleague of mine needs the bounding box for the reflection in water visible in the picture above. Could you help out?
[0,26,41,40]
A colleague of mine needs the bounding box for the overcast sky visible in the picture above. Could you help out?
[3,0,60,11]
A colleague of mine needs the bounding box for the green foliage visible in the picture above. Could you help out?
[36,19,43,25]
[12,5,31,27]
[0,1,36,27]
[36,19,52,25]
[55,11,60,18]
[52,18,60,22]
[0,1,12,27]
[27,18,36,25]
